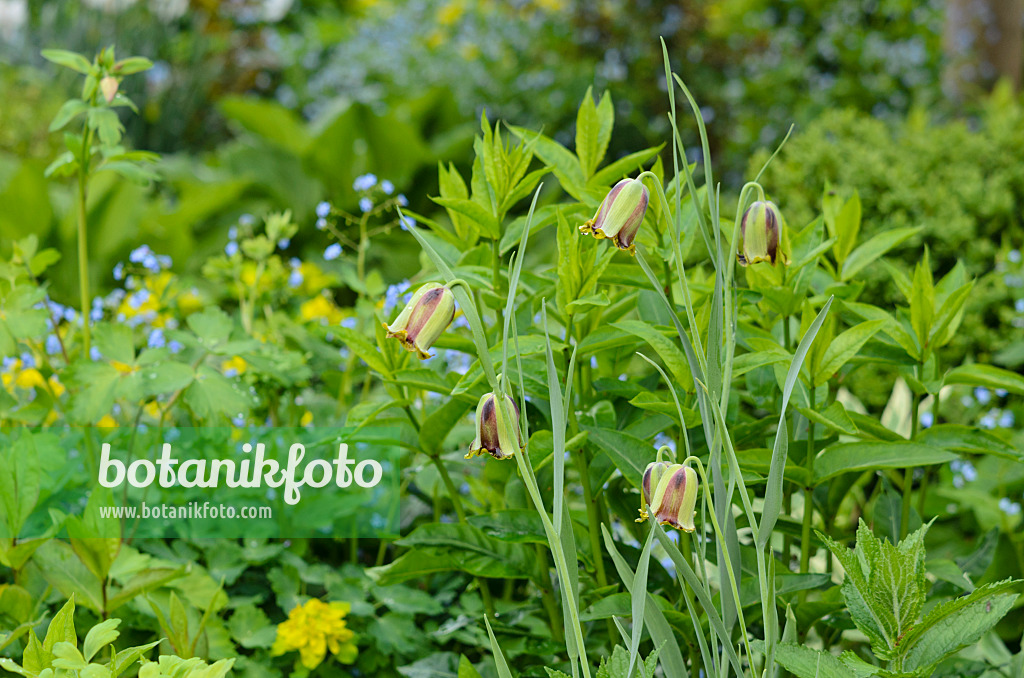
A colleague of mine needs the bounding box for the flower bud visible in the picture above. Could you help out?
[465,392,523,461]
[579,177,649,254]
[649,463,698,532]
[100,76,119,104]
[383,282,455,359]
[738,200,787,266]
[637,460,673,522]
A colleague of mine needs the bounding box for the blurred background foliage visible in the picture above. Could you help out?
[0,0,1022,353]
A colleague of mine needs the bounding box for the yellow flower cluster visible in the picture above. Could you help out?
[270,599,357,670]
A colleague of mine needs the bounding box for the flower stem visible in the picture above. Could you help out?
[76,129,93,357]
[799,421,816,574]
[901,391,921,539]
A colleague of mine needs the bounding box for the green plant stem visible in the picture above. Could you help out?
[782,315,794,565]
[799,421,816,574]
[535,544,565,643]
[901,391,921,540]
[76,129,93,357]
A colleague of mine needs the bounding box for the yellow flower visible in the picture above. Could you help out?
[221,356,248,377]
[97,414,118,427]
[177,288,204,315]
[300,411,314,427]
[298,262,332,296]
[437,0,465,25]
[110,360,134,374]
[300,295,342,325]
[144,401,162,419]
[15,368,46,389]
[271,599,357,670]
[48,376,66,398]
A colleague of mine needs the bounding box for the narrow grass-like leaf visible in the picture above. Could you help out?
[759,296,833,547]
[500,185,542,381]
[403,211,499,391]
[483,616,515,678]
[626,522,656,678]
[653,523,744,676]
[542,300,566,528]
[601,525,688,678]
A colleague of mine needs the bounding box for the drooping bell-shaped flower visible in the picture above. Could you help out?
[100,76,119,104]
[637,460,673,522]
[649,463,698,532]
[738,200,787,266]
[465,392,523,461]
[578,177,649,254]
[383,282,456,359]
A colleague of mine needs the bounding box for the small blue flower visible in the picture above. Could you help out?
[383,280,412,315]
[316,218,327,230]
[998,410,1015,428]
[998,497,1021,515]
[129,245,152,264]
[359,197,373,213]
[225,241,239,256]
[228,226,238,240]
[960,395,974,407]
[147,328,165,349]
[381,180,394,195]
[353,174,377,191]
[90,346,102,361]
[979,414,997,429]
[168,340,184,354]
[113,262,125,281]
[278,238,290,250]
[45,334,61,355]
[919,411,934,428]
[288,268,303,288]
[961,461,978,482]
[974,387,991,405]
[316,201,331,218]
[341,317,358,329]
[400,215,416,231]
[238,214,255,227]
[396,194,408,207]
[324,243,342,261]
[996,388,1009,397]
[1009,249,1022,264]
[1015,299,1024,313]
[231,413,245,427]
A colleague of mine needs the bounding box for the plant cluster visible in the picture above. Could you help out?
[1,40,1022,678]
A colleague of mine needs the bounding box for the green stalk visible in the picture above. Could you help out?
[535,544,565,643]
[901,390,921,540]
[76,125,94,356]
[799,421,816,574]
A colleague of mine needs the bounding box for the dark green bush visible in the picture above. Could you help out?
[755,88,1024,365]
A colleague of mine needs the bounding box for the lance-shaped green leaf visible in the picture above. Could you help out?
[901,578,1021,672]
[760,296,832,545]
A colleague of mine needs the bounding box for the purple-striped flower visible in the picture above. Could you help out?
[738,200,787,266]
[578,177,649,254]
[650,463,698,532]
[382,282,455,359]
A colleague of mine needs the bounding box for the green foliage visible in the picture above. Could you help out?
[775,522,1021,677]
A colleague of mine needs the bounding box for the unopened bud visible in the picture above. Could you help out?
[738,200,787,266]
[100,76,119,104]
